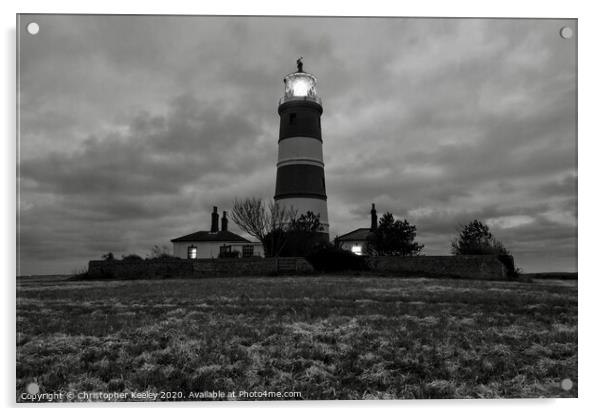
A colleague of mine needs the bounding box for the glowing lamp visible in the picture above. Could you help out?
[281,58,320,105]
[351,245,363,255]
[287,72,316,95]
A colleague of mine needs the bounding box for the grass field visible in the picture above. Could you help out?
[16,275,577,401]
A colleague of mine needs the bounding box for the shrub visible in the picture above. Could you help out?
[69,267,89,280]
[262,211,325,257]
[452,220,504,255]
[278,230,327,257]
[367,212,424,256]
[498,254,521,279]
[263,229,288,257]
[121,254,144,262]
[306,243,368,272]
[148,245,174,259]
[152,253,178,260]
[451,220,521,278]
[218,250,240,259]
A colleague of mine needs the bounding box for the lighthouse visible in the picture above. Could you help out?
[274,58,329,237]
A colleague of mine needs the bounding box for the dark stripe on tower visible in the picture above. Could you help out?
[274,194,327,201]
[274,164,327,200]
[278,101,323,142]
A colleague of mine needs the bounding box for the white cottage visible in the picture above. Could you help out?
[336,203,378,256]
[171,207,264,259]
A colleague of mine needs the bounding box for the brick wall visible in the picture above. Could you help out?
[87,255,512,280]
[87,257,313,279]
[365,255,513,280]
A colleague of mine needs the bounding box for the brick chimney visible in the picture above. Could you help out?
[370,203,377,232]
[221,211,228,232]
[210,206,219,233]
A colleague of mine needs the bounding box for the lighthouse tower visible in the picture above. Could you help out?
[274,58,329,237]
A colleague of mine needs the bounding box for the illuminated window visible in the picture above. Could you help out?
[351,245,363,255]
[242,245,254,257]
[187,245,197,259]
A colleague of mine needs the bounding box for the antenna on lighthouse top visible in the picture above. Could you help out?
[296,56,304,72]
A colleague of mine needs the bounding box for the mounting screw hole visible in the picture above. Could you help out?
[560,26,573,39]
[560,378,573,391]
[26,22,40,35]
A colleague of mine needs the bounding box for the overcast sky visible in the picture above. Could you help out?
[17,15,577,275]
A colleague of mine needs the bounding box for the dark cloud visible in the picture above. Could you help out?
[18,15,576,274]
[21,94,270,196]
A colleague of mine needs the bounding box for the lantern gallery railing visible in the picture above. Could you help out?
[278,95,322,106]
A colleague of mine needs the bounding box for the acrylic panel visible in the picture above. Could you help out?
[16,15,577,402]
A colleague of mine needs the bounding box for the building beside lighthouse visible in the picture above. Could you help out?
[274,58,329,238]
[171,207,264,259]
[337,203,378,255]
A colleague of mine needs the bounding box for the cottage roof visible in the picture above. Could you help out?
[171,230,251,243]
[337,228,374,242]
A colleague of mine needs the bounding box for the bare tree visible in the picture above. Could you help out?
[148,244,173,259]
[289,211,321,232]
[231,197,296,256]
[231,197,267,241]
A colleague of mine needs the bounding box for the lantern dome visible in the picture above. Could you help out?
[279,58,321,105]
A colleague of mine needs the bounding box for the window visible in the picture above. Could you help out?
[187,245,197,259]
[242,245,254,257]
[219,245,232,255]
[289,113,296,125]
[351,245,362,255]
